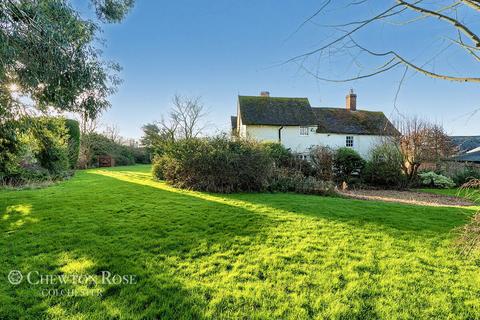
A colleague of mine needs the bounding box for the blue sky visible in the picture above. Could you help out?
[78,0,480,138]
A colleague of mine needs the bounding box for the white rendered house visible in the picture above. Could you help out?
[231,91,399,159]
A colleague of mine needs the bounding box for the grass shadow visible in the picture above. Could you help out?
[2,166,480,319]
[0,168,278,319]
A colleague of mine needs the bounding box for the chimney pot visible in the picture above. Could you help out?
[260,91,270,97]
[346,89,357,111]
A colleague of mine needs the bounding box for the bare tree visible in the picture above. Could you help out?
[170,94,207,140]
[394,116,454,179]
[140,94,207,157]
[79,111,99,136]
[103,124,122,143]
[158,115,180,142]
[288,1,480,84]
[427,123,456,170]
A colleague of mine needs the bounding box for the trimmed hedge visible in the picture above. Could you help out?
[64,119,80,169]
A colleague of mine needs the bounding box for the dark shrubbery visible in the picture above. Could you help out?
[82,133,149,167]
[64,119,80,169]
[1,116,75,186]
[310,146,334,181]
[29,117,70,175]
[262,142,292,167]
[156,137,273,193]
[132,147,150,164]
[267,168,304,193]
[0,119,23,183]
[452,167,480,186]
[153,137,335,194]
[333,147,365,184]
[288,155,316,177]
[152,136,439,194]
[364,143,406,188]
[267,167,334,195]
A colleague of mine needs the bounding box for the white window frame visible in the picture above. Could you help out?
[300,126,309,136]
[346,136,354,147]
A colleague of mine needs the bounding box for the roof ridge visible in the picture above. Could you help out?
[311,107,384,113]
[238,95,309,100]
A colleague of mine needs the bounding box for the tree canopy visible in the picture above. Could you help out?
[0,0,135,119]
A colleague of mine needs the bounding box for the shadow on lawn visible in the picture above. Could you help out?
[0,170,279,319]
[95,169,474,237]
[1,168,475,318]
[223,193,476,237]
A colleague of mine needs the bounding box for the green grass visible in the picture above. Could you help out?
[1,165,480,319]
[419,188,480,203]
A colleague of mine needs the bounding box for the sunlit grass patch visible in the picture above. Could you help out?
[1,165,480,319]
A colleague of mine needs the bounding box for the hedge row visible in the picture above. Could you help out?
[151,136,475,193]
[1,117,79,185]
[152,137,337,194]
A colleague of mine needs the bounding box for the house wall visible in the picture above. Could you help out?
[243,124,385,158]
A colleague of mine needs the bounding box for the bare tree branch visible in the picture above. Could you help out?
[397,0,480,47]
[288,0,480,86]
[461,0,480,11]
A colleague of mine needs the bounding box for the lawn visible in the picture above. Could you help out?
[420,188,480,203]
[1,165,480,319]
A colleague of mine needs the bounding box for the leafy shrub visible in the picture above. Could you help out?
[27,117,70,175]
[115,145,136,166]
[418,171,456,189]
[267,168,304,192]
[0,119,23,183]
[132,147,150,164]
[293,176,335,195]
[364,143,406,188]
[84,133,135,167]
[0,116,74,185]
[310,146,334,181]
[262,142,292,167]
[160,137,273,193]
[64,119,80,169]
[452,167,480,186]
[268,168,335,195]
[333,148,365,183]
[287,155,316,177]
[152,155,167,180]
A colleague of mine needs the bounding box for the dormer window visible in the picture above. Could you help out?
[300,126,309,136]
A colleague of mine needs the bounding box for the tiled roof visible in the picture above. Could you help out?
[312,107,399,136]
[238,96,316,126]
[236,95,398,135]
[450,136,480,154]
[452,151,480,163]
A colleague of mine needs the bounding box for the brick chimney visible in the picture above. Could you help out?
[260,91,270,97]
[346,89,356,111]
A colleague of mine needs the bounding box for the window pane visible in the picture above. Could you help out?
[346,136,354,147]
[300,127,308,136]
